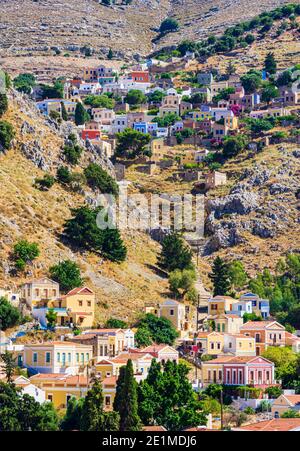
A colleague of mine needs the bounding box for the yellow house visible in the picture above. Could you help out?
[208,296,236,316]
[23,341,93,375]
[158,299,195,337]
[50,287,95,329]
[223,334,256,356]
[95,352,154,381]
[30,373,89,409]
[196,331,224,355]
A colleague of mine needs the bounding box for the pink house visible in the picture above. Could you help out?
[202,355,276,388]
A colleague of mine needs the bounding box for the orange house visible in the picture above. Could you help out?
[130,71,150,83]
[240,321,286,355]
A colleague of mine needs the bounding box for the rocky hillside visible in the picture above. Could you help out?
[0,0,292,63]
[203,144,300,277]
[0,91,169,323]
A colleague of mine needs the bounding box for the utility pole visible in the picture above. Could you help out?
[220,388,224,431]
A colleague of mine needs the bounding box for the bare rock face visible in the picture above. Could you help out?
[20,140,49,171]
[269,183,292,195]
[204,224,244,254]
[207,191,259,219]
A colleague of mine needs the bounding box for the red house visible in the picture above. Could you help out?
[130,71,150,83]
[82,130,101,140]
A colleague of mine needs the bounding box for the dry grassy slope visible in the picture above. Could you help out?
[158,0,294,49]
[0,0,170,59]
[0,0,294,63]
[0,97,168,325]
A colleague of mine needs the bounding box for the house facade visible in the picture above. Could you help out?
[240,321,286,355]
[202,356,275,388]
[20,278,60,308]
[23,341,93,375]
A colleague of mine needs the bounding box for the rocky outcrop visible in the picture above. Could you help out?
[207,190,259,219]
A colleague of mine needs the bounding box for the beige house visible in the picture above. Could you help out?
[271,394,300,418]
[159,94,181,117]
[20,278,60,308]
[205,171,227,190]
[207,314,243,334]
[158,299,195,336]
[68,328,135,359]
[23,341,93,375]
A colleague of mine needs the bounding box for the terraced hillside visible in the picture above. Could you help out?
[0,0,293,63]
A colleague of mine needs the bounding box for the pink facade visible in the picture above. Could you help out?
[223,357,275,387]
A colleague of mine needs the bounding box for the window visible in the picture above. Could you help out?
[66,395,72,405]
[57,352,60,363]
[48,394,53,402]
[85,353,89,362]
[62,353,66,365]
[217,342,221,350]
[68,353,71,363]
[170,309,174,316]
[229,342,232,349]
[33,353,38,363]
[105,396,111,406]
[46,352,51,364]
[210,343,214,350]
[106,372,111,377]
[76,353,79,363]
[79,301,83,307]
[81,353,84,363]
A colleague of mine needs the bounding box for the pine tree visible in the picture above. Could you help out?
[74,102,89,126]
[0,351,17,383]
[116,360,142,431]
[158,232,193,272]
[264,52,277,75]
[209,256,231,296]
[61,101,68,121]
[0,94,8,117]
[101,228,127,262]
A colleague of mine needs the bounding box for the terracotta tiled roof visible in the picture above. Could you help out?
[102,376,117,386]
[143,426,167,431]
[30,373,89,386]
[240,321,282,330]
[66,286,94,296]
[202,356,272,365]
[236,418,300,431]
[283,395,300,405]
[111,352,152,363]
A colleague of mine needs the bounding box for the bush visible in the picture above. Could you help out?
[84,163,119,196]
[34,174,55,190]
[13,73,36,94]
[124,90,147,106]
[56,166,72,185]
[13,240,40,266]
[0,297,21,330]
[84,95,115,109]
[63,143,83,165]
[0,121,15,151]
[49,260,82,293]
[159,18,179,34]
[105,318,128,329]
[135,314,179,347]
[243,406,255,415]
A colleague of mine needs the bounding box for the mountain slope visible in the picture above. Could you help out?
[0,92,168,324]
[0,0,293,62]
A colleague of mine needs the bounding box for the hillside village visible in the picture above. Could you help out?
[0,2,300,433]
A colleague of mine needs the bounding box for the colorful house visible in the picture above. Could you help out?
[23,341,93,375]
[201,355,275,387]
[240,321,286,355]
[30,373,89,409]
[271,394,300,418]
[70,328,135,359]
[20,277,60,309]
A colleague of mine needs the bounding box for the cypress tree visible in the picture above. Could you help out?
[209,256,231,296]
[80,379,105,431]
[0,94,8,117]
[61,101,68,121]
[113,366,126,414]
[116,359,142,431]
[75,102,89,126]
[264,52,277,75]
